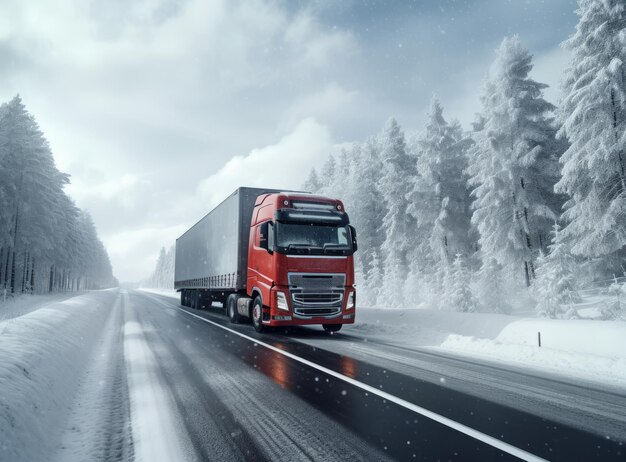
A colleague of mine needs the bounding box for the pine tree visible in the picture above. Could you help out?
[377,118,415,307]
[364,247,383,306]
[442,254,477,313]
[318,154,337,194]
[475,256,512,314]
[0,95,114,294]
[408,97,475,267]
[0,96,71,292]
[302,168,321,193]
[603,275,625,320]
[344,138,386,293]
[533,223,581,319]
[556,0,626,263]
[331,148,351,199]
[468,36,561,287]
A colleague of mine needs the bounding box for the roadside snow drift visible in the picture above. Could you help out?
[0,290,118,462]
[348,308,626,388]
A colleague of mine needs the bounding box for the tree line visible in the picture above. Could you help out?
[0,95,115,297]
[143,245,175,289]
[303,1,626,318]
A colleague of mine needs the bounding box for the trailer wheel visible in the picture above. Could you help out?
[180,291,185,306]
[251,297,265,333]
[227,294,240,324]
[323,324,342,333]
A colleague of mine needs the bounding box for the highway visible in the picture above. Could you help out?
[55,289,625,462]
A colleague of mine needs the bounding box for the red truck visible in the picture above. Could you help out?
[175,187,357,333]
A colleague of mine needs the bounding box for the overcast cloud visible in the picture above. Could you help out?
[0,0,578,281]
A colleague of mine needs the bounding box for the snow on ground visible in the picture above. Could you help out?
[0,288,193,462]
[345,308,626,389]
[123,290,192,462]
[0,291,85,322]
[0,290,118,462]
[139,288,626,389]
[139,288,179,300]
[55,291,133,462]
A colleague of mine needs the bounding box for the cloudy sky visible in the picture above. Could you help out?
[0,0,578,282]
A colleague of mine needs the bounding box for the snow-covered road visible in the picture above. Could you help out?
[1,289,624,461]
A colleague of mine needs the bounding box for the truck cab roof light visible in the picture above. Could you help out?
[291,201,336,210]
[290,213,341,221]
[275,209,350,225]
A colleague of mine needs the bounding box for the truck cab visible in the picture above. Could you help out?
[245,192,357,333]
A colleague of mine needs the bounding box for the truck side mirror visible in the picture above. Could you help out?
[349,225,358,252]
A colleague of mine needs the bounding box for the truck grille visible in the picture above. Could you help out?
[293,292,342,305]
[288,272,345,319]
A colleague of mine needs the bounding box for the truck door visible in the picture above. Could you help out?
[248,223,273,302]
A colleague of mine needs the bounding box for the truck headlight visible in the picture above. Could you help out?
[346,291,355,310]
[276,291,289,311]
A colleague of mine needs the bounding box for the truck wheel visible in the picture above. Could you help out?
[227,294,240,324]
[180,291,185,306]
[323,324,342,333]
[251,297,265,333]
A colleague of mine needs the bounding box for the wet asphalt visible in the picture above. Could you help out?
[128,290,626,462]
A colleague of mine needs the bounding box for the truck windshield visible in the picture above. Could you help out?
[275,223,352,255]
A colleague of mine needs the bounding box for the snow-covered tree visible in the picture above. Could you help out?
[602,275,625,320]
[363,247,383,306]
[468,36,561,286]
[442,254,477,313]
[145,245,176,289]
[377,118,416,307]
[408,97,475,267]
[556,0,626,265]
[533,223,581,319]
[302,167,321,193]
[331,148,351,199]
[318,154,337,193]
[0,95,114,295]
[343,139,386,294]
[475,256,512,314]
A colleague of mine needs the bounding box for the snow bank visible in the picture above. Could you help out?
[0,291,84,322]
[0,290,118,462]
[345,307,626,388]
[138,287,179,299]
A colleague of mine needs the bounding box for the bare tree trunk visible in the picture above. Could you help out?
[49,265,54,292]
[21,252,28,293]
[524,261,531,287]
[3,248,10,289]
[10,249,16,294]
[30,257,35,293]
[24,253,30,292]
[610,87,626,193]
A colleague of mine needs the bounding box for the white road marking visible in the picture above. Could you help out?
[176,305,547,462]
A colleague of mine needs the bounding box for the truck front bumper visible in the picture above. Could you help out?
[264,286,355,326]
